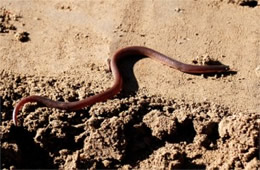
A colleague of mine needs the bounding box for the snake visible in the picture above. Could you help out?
[13,46,230,125]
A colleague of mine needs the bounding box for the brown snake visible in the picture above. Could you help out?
[13,46,229,125]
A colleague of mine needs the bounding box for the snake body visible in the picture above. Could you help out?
[13,46,229,125]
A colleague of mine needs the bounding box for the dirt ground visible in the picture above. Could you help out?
[0,0,259,169]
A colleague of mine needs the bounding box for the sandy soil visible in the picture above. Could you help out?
[1,0,259,169]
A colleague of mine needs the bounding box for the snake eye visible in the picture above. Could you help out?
[225,66,230,71]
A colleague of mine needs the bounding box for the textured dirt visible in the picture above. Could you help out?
[0,0,259,169]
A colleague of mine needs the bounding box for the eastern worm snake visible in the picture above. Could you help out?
[13,46,229,126]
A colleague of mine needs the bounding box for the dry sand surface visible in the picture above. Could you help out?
[1,0,259,169]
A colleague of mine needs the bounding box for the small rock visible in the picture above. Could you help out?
[174,7,182,12]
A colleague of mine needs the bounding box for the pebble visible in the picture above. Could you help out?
[174,7,182,12]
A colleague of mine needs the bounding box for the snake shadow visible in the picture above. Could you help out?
[117,55,236,94]
[118,55,142,94]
